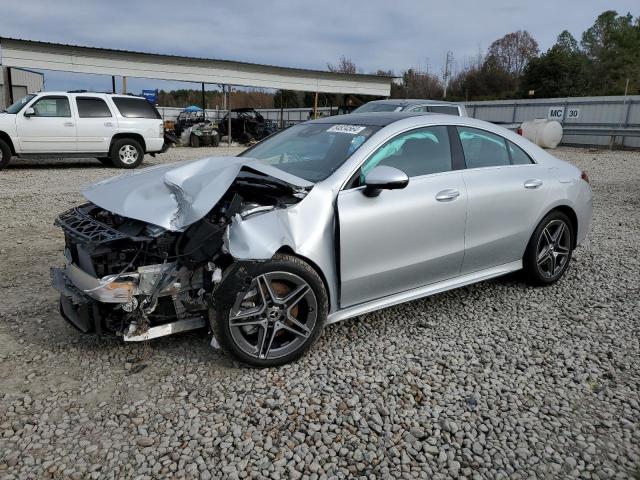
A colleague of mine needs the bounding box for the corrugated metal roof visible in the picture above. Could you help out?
[0,37,393,80]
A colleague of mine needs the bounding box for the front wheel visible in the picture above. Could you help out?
[110,138,144,168]
[212,254,327,367]
[523,211,574,285]
[0,139,12,170]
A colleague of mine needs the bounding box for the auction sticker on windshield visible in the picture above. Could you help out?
[327,125,367,135]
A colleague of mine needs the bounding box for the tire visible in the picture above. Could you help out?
[523,210,574,286]
[212,254,328,367]
[110,138,144,169]
[190,134,200,148]
[96,157,113,166]
[0,139,12,170]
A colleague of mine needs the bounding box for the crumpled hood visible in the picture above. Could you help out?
[83,156,313,231]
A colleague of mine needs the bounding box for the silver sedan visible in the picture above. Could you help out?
[52,112,593,367]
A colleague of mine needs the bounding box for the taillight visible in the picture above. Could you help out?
[516,127,523,136]
[581,170,590,184]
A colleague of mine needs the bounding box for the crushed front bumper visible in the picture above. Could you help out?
[51,262,137,304]
[51,266,106,333]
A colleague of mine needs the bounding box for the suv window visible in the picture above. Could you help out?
[457,127,510,168]
[31,96,71,117]
[112,97,161,119]
[76,97,112,118]
[508,141,534,165]
[361,126,452,179]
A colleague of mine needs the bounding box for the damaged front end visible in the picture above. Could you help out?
[51,164,309,342]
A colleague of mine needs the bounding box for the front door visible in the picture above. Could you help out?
[338,126,467,308]
[16,95,76,153]
[74,96,117,153]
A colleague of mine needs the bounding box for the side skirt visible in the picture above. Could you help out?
[327,260,522,324]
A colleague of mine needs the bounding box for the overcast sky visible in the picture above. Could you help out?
[1,0,638,93]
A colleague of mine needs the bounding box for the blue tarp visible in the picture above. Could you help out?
[184,105,203,112]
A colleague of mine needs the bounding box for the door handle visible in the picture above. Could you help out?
[524,179,543,189]
[104,122,113,127]
[435,189,460,202]
[64,122,74,127]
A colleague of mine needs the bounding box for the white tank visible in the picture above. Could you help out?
[520,119,563,149]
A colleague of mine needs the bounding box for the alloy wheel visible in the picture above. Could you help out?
[536,219,571,279]
[118,144,139,165]
[228,271,317,361]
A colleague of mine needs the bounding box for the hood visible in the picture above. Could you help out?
[83,156,313,231]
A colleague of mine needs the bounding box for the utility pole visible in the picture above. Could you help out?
[442,51,453,99]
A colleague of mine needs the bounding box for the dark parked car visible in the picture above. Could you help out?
[218,108,276,143]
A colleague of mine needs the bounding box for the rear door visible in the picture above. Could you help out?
[338,125,467,307]
[456,126,549,273]
[15,95,76,153]
[74,96,117,153]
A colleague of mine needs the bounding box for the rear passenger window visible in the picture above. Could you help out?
[112,97,161,119]
[508,141,534,165]
[457,127,510,169]
[361,126,452,179]
[76,97,112,118]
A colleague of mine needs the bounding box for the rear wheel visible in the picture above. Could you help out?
[523,211,573,285]
[190,134,200,148]
[110,138,144,168]
[213,254,327,367]
[0,139,12,170]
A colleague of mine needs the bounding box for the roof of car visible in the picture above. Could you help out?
[308,111,433,127]
[363,99,462,106]
[33,91,145,99]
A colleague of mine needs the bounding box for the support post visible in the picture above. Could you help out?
[122,76,127,95]
[227,85,232,147]
[201,82,206,120]
[2,67,14,108]
[111,76,116,94]
[313,92,318,119]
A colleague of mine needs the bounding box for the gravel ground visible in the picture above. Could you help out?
[0,146,638,479]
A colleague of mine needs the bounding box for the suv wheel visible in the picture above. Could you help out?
[0,139,12,170]
[212,254,328,367]
[111,138,144,168]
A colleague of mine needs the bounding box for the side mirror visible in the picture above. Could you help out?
[363,165,409,197]
[24,107,35,117]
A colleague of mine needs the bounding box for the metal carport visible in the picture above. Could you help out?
[0,37,391,97]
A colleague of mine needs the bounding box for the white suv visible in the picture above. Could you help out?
[0,91,167,169]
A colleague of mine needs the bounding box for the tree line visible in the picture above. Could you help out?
[156,9,639,109]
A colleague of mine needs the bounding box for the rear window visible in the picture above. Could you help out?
[76,97,112,118]
[428,105,460,115]
[112,97,161,119]
[352,103,404,113]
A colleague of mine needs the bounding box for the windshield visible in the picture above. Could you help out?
[240,123,380,182]
[352,103,404,113]
[5,94,36,114]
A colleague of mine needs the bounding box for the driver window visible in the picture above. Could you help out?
[31,96,71,117]
[359,126,452,183]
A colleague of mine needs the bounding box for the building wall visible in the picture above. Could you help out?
[0,68,44,108]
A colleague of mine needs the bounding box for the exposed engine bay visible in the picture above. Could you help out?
[51,168,308,341]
